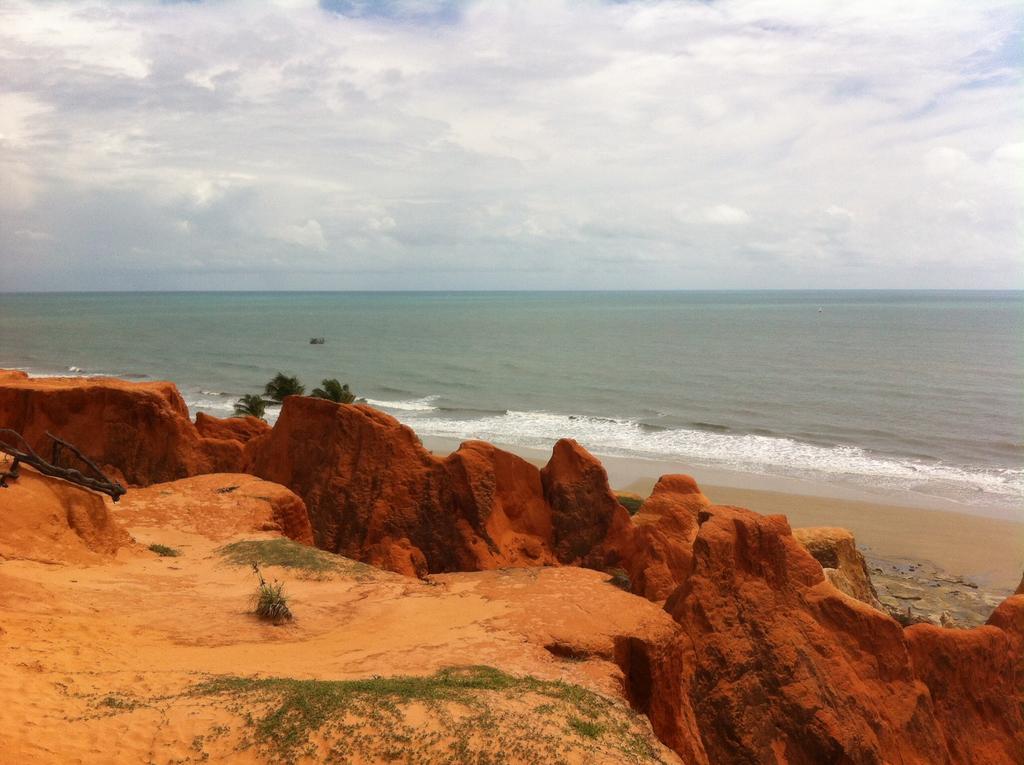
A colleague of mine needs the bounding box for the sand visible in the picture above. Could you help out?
[0,472,680,764]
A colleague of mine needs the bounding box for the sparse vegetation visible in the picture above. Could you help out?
[218,538,370,578]
[251,562,292,623]
[569,716,605,739]
[616,493,644,515]
[233,394,267,419]
[607,567,632,591]
[264,372,305,403]
[148,543,181,557]
[99,694,139,711]
[186,665,666,764]
[311,378,358,404]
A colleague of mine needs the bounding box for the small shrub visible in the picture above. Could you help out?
[615,493,644,515]
[251,563,292,623]
[607,568,631,591]
[148,543,181,557]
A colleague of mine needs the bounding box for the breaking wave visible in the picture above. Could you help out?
[394,409,1024,508]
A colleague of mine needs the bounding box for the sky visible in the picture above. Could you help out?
[0,0,1021,291]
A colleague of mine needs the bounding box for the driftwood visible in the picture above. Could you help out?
[0,429,127,502]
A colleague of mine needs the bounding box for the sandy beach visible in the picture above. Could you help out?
[422,435,1024,594]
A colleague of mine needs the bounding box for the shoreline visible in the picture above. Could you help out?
[422,435,1024,594]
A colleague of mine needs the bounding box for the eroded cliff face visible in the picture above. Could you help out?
[194,411,270,443]
[0,372,246,485]
[793,525,882,608]
[3,372,1023,764]
[644,505,1024,765]
[242,395,632,576]
[0,467,132,564]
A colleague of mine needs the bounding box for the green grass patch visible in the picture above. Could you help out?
[569,716,605,739]
[148,543,181,557]
[189,665,666,764]
[217,538,369,578]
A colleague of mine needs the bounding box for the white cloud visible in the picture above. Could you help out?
[703,205,752,225]
[276,219,328,251]
[0,0,1020,289]
[14,228,53,241]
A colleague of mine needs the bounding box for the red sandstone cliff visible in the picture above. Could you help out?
[3,371,1023,764]
[0,372,245,485]
[194,411,270,443]
[0,466,131,564]
[642,504,1024,764]
[243,395,627,576]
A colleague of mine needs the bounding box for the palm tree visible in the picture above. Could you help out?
[264,373,305,403]
[233,394,267,419]
[312,378,357,404]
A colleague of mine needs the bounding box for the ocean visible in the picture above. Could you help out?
[1,291,1021,513]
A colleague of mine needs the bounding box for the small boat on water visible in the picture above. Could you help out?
[309,337,325,345]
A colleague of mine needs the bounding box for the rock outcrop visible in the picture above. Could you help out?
[906,609,1024,765]
[244,396,628,576]
[114,473,314,544]
[194,412,270,443]
[793,525,882,609]
[0,468,132,563]
[0,373,245,485]
[611,474,709,601]
[640,504,1024,765]
[539,439,629,565]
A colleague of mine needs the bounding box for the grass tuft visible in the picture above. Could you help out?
[569,716,605,739]
[250,563,292,623]
[148,543,181,557]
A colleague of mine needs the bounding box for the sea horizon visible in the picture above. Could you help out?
[3,289,1021,517]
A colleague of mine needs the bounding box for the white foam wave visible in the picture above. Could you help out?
[363,395,439,412]
[403,410,1024,505]
[184,397,235,413]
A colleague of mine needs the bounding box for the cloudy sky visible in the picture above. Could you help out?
[1,0,1020,290]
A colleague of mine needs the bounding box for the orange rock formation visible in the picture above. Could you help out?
[2,371,1023,764]
[194,411,271,443]
[0,372,245,485]
[243,396,637,576]
[793,525,881,608]
[0,466,131,563]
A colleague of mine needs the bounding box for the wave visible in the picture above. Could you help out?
[362,395,440,412]
[438,405,509,416]
[184,397,235,413]
[399,409,1024,507]
[175,388,1023,509]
